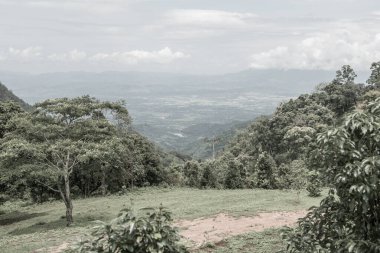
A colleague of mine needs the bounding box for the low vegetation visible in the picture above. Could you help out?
[0,188,323,253]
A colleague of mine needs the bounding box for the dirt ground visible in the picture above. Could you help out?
[176,210,307,247]
[37,210,306,252]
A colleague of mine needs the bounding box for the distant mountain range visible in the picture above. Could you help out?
[1,69,367,158]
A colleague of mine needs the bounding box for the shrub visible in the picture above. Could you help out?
[306,171,322,197]
[283,98,380,252]
[68,206,188,253]
[200,161,218,188]
[255,152,277,189]
[183,161,201,188]
[224,159,245,189]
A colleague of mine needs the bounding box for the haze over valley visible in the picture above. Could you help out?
[1,69,344,157]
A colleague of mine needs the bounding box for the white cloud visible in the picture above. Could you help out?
[48,49,87,62]
[8,46,42,59]
[1,47,189,65]
[166,9,255,27]
[250,29,380,70]
[90,47,190,64]
[0,0,129,14]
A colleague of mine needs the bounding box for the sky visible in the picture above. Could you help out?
[0,0,379,74]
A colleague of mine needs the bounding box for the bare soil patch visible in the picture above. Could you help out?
[37,210,306,252]
[176,210,307,247]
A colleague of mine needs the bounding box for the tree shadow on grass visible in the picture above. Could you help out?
[9,212,110,236]
[0,211,48,226]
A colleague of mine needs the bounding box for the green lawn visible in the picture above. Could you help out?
[0,187,323,253]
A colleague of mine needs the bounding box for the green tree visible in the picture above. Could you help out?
[367,61,380,88]
[200,160,218,188]
[284,98,380,252]
[320,65,362,116]
[0,101,23,139]
[224,159,245,189]
[183,161,201,188]
[255,152,277,189]
[0,96,130,226]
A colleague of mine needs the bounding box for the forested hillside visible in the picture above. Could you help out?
[0,82,29,109]
[173,64,380,193]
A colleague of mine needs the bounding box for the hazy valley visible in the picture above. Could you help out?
[1,69,342,158]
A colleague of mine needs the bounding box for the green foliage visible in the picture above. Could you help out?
[0,101,24,138]
[0,82,30,110]
[225,159,245,189]
[183,161,201,188]
[283,97,380,253]
[255,152,277,189]
[305,171,322,197]
[367,61,380,88]
[0,95,177,225]
[68,206,188,253]
[200,160,218,188]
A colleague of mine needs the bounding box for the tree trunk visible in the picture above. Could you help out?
[101,166,107,196]
[59,174,74,226]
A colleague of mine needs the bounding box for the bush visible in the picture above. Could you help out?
[255,152,277,189]
[183,161,201,188]
[306,171,322,197]
[200,161,218,188]
[283,98,380,252]
[224,159,245,189]
[68,206,188,253]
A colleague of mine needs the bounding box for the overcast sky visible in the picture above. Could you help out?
[0,0,379,74]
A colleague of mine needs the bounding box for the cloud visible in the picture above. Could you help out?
[48,49,87,62]
[165,9,255,28]
[250,28,380,70]
[1,46,189,65]
[0,0,129,14]
[90,47,190,64]
[8,46,42,59]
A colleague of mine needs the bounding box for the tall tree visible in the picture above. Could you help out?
[367,61,380,88]
[0,96,130,225]
[284,97,380,252]
[0,101,23,139]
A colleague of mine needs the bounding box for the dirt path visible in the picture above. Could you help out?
[39,210,306,252]
[176,210,306,247]
[34,242,69,253]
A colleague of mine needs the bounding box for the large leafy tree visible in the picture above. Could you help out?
[321,65,362,116]
[284,97,380,252]
[0,96,130,225]
[0,101,24,139]
[367,61,380,88]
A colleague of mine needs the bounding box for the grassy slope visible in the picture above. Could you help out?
[0,188,323,253]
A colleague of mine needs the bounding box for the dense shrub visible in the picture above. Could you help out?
[224,159,245,189]
[68,206,188,253]
[305,171,322,197]
[283,98,380,252]
[183,161,201,188]
[255,152,277,189]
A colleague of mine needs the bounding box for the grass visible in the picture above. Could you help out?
[194,229,285,253]
[0,187,323,253]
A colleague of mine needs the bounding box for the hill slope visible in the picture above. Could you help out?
[0,82,29,109]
